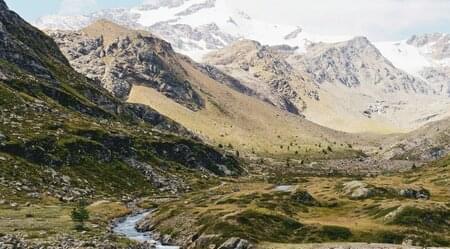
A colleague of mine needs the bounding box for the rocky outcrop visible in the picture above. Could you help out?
[291,190,319,206]
[384,117,450,161]
[398,188,430,200]
[48,21,205,111]
[419,66,450,96]
[140,0,186,10]
[342,181,431,200]
[125,158,188,193]
[150,140,242,176]
[197,64,256,96]
[342,181,373,199]
[123,103,194,138]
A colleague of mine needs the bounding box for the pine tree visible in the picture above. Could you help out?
[71,199,90,231]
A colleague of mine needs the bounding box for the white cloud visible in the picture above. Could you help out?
[58,0,98,15]
[226,0,450,40]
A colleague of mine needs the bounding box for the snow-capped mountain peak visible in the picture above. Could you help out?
[35,0,351,60]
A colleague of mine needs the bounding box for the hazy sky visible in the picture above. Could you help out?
[5,0,450,41]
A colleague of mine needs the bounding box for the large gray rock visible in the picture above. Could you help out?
[342,181,373,199]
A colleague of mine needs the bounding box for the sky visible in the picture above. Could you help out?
[4,0,450,41]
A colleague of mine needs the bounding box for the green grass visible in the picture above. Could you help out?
[389,206,450,231]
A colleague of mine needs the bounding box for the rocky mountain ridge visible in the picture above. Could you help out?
[290,37,432,94]
[204,37,450,133]
[47,20,204,111]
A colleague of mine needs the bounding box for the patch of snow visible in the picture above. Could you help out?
[375,41,431,76]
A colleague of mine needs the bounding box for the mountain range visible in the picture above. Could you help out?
[1,0,449,248]
[35,0,450,135]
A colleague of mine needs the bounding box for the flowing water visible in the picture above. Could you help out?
[113,211,180,249]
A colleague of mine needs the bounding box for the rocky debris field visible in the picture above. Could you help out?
[0,234,159,249]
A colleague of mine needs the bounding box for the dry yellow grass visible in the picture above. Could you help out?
[81,19,151,45]
[87,200,131,224]
[128,58,376,157]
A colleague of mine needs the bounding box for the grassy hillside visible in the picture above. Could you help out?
[145,155,450,248]
[0,0,241,203]
[127,58,372,159]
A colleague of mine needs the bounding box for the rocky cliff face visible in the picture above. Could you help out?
[148,22,237,55]
[290,37,432,94]
[407,33,450,61]
[204,40,320,115]
[48,20,204,111]
[419,67,450,96]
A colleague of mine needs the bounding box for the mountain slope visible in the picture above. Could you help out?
[204,37,450,133]
[204,40,320,115]
[47,21,368,158]
[376,33,450,96]
[0,0,241,206]
[291,37,432,94]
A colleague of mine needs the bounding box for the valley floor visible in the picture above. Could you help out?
[0,156,449,249]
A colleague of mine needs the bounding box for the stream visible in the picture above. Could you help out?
[113,211,180,249]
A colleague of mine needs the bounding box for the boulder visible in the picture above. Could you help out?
[398,188,430,200]
[0,132,6,142]
[342,181,372,199]
[190,234,221,249]
[218,237,253,249]
[291,190,319,206]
